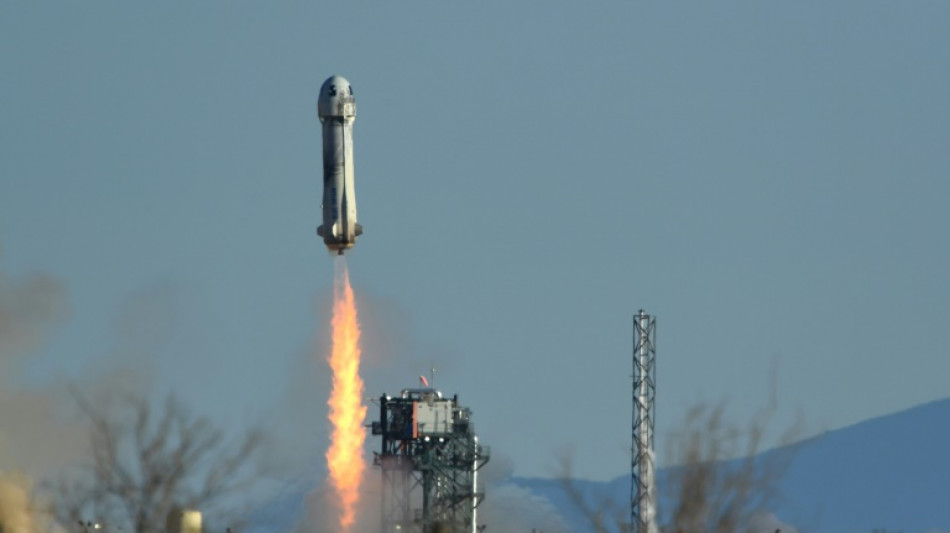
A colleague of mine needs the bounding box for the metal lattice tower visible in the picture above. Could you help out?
[372,388,490,533]
[631,310,657,533]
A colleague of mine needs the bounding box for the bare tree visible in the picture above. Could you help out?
[49,392,264,533]
[560,402,799,533]
[662,404,797,533]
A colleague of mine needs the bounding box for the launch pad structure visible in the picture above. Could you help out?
[372,388,490,533]
[631,310,657,533]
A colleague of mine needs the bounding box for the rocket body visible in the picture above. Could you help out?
[317,75,361,254]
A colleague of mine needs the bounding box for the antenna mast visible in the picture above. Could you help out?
[631,310,657,533]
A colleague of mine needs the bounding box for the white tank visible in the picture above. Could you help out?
[165,509,201,533]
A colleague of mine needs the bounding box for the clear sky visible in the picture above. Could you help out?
[1,2,949,482]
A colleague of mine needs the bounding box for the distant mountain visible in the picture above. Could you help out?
[772,397,950,532]
[510,398,950,533]
[252,399,950,532]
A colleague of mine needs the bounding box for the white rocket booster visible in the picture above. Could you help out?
[317,75,362,254]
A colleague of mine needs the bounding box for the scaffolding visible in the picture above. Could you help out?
[372,388,489,533]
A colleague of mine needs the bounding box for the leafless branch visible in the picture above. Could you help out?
[48,390,265,533]
[559,401,798,533]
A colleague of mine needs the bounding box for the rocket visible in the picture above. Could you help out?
[317,75,362,254]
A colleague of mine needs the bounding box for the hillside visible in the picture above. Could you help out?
[510,398,950,533]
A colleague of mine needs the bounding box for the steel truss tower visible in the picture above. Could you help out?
[372,388,490,533]
[631,310,657,533]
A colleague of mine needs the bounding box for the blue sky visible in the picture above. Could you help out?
[1,2,949,482]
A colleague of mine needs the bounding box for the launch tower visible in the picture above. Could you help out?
[372,388,489,533]
[631,310,657,533]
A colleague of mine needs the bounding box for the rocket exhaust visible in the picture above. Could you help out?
[324,258,366,531]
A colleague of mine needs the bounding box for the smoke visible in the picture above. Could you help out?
[0,247,70,372]
[478,483,570,533]
[642,448,659,533]
[0,472,64,533]
[292,474,381,533]
[0,276,175,479]
[0,246,82,478]
[0,243,160,533]
[293,463,570,533]
[0,246,77,533]
[476,454,570,533]
[109,280,182,366]
[354,290,462,385]
[0,245,183,533]
[0,389,85,479]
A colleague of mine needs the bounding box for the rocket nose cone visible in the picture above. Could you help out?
[318,75,355,118]
[322,75,350,89]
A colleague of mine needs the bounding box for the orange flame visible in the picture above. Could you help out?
[325,263,366,531]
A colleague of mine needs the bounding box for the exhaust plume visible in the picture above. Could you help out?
[0,246,70,372]
[324,260,366,531]
[0,245,83,478]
